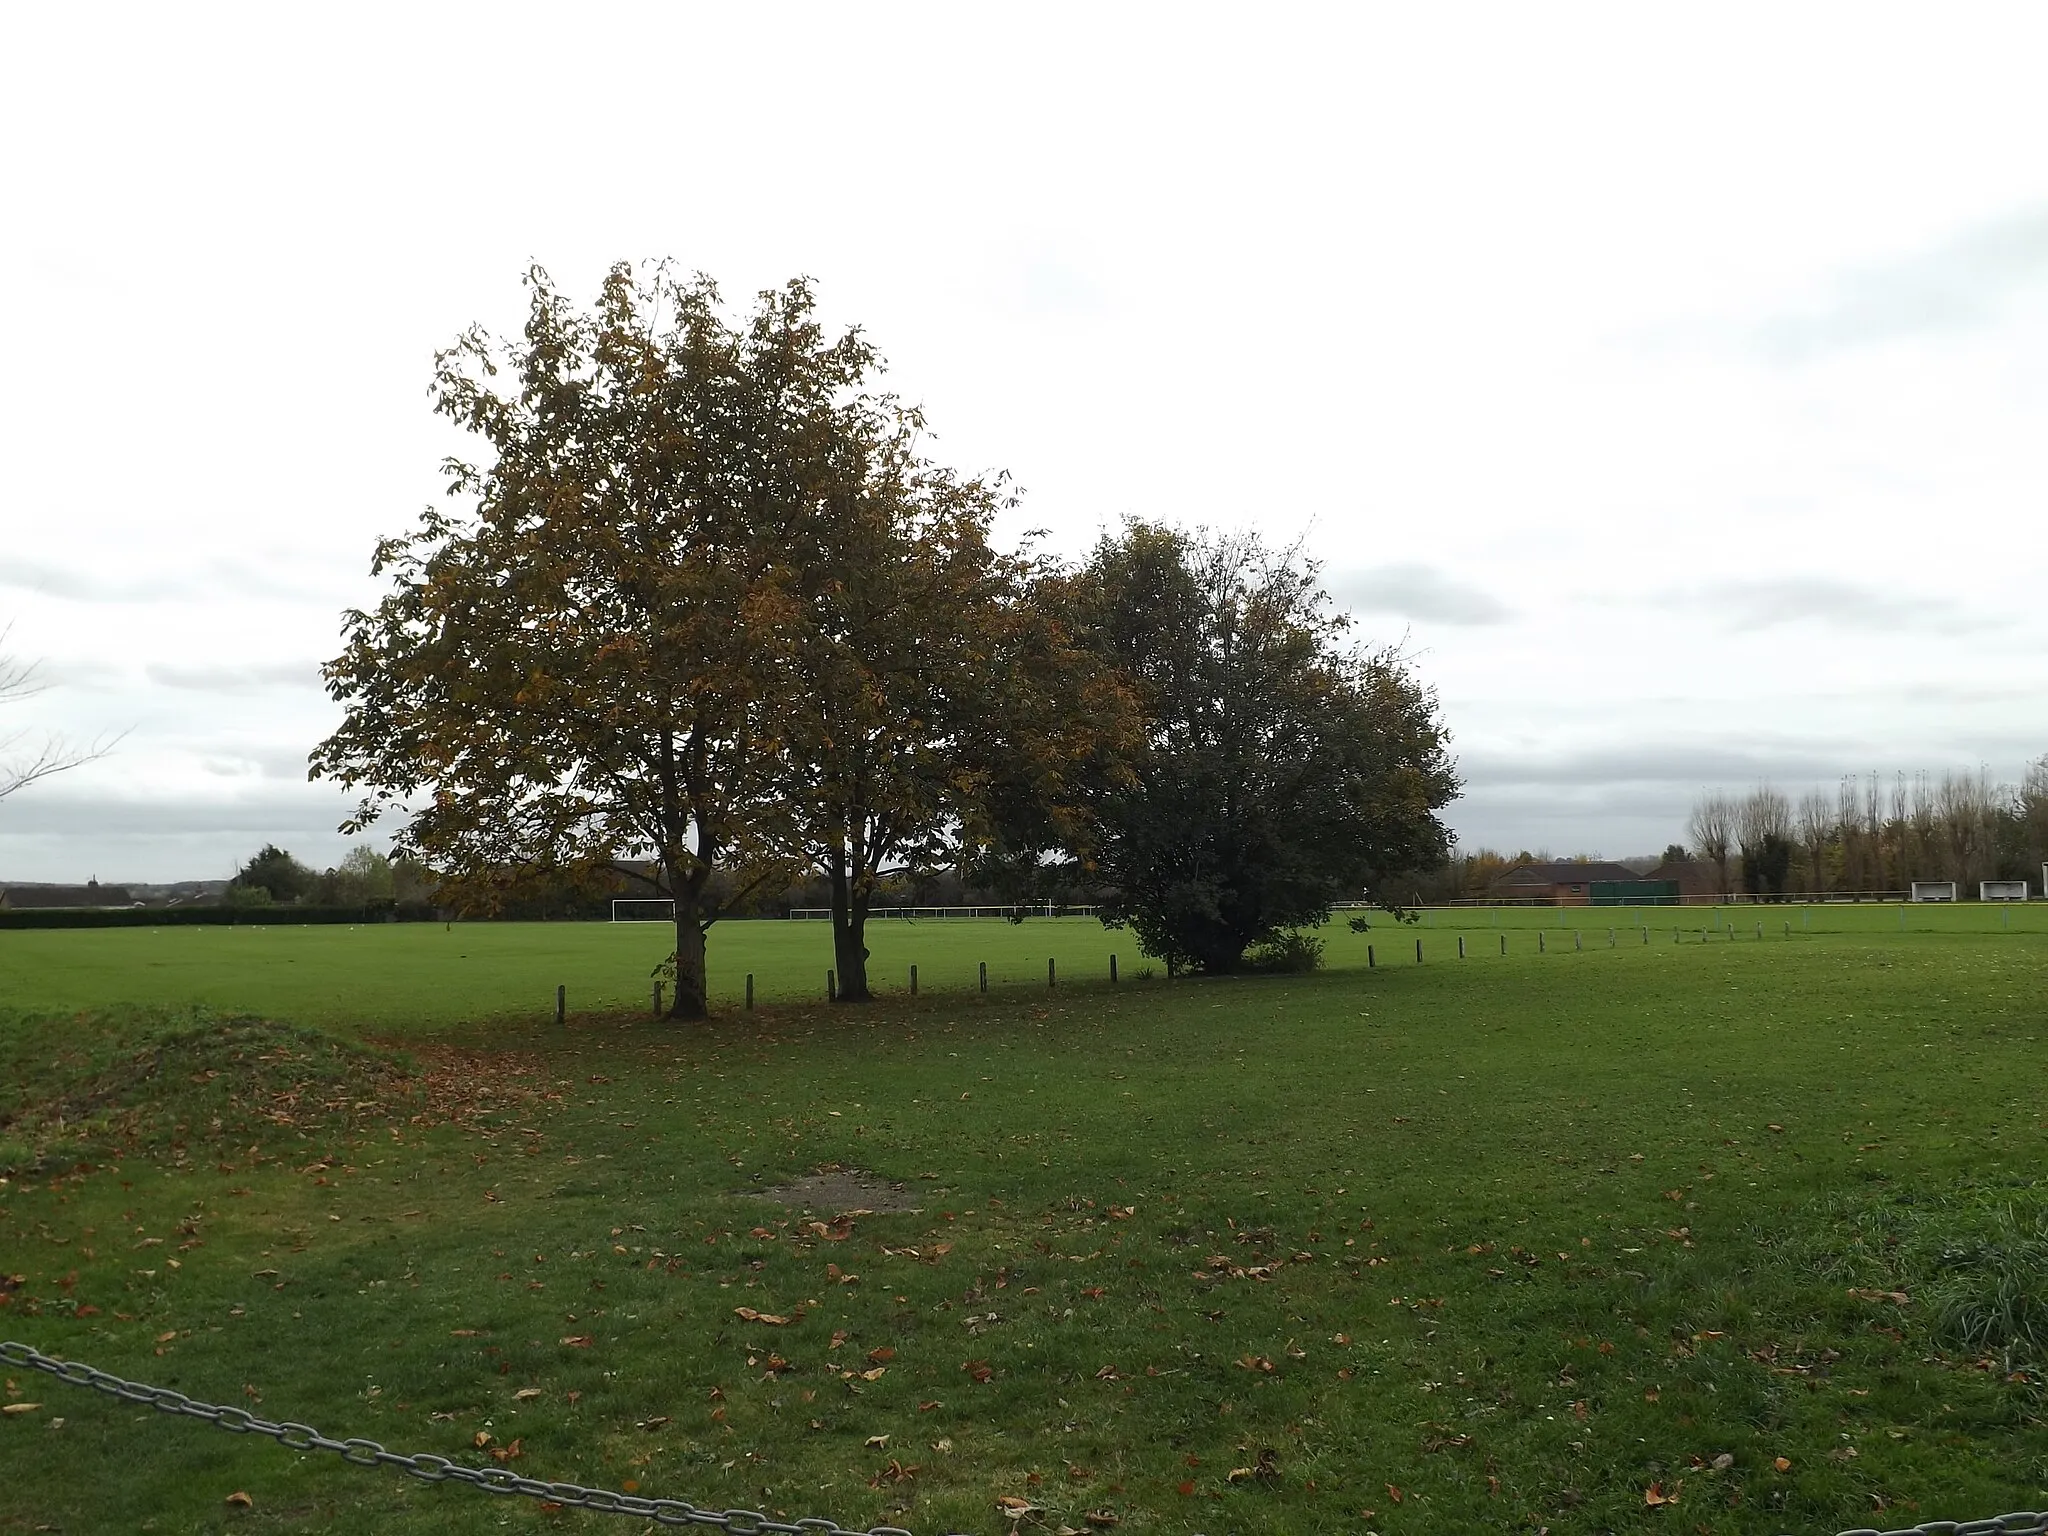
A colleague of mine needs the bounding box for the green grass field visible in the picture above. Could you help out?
[3,909,2046,1534]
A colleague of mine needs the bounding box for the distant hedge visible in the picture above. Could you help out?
[0,901,445,930]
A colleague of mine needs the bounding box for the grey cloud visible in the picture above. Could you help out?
[0,555,342,607]
[0,557,196,603]
[1457,742,1856,794]
[0,785,355,841]
[1332,563,1514,626]
[146,662,320,693]
[1669,577,1993,635]
[1759,205,2048,361]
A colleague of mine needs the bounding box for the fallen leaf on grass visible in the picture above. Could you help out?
[1846,1288,1910,1304]
[513,1388,542,1401]
[1,1403,39,1415]
[733,1307,792,1325]
[995,1494,1041,1520]
[1774,1456,1792,1472]
[964,1360,993,1383]
[1644,1480,1681,1506]
[559,1334,594,1348]
[489,1438,523,1462]
[225,1491,252,1509]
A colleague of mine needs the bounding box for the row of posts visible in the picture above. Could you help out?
[1371,920,1794,965]
[573,917,1811,1017]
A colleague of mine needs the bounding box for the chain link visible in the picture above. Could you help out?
[2,1340,921,1534]
[1837,1518,2048,1536]
[10,1337,2045,1536]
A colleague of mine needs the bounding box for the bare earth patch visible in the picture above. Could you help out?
[745,1166,925,1215]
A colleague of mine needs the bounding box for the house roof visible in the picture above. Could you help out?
[1492,861,1647,887]
[0,882,137,909]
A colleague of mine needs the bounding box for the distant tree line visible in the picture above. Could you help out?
[1682,763,2048,898]
[310,265,1458,1016]
[228,844,437,911]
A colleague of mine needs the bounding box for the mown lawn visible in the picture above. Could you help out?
[2,916,2045,1534]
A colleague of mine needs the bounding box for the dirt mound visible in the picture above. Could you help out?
[0,1010,414,1173]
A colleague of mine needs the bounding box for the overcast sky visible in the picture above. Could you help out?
[3,4,2045,883]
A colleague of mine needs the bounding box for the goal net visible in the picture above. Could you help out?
[610,898,676,923]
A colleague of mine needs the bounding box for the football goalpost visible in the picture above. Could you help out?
[610,898,677,923]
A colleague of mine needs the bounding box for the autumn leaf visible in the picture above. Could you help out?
[964,1360,994,1383]
[513,1388,542,1401]
[489,1437,523,1462]
[733,1307,792,1326]
[866,1346,896,1364]
[865,1434,890,1449]
[1846,1288,1910,1304]
[995,1495,1042,1520]
[1644,1480,1681,1506]
[1774,1456,1792,1472]
[559,1334,594,1347]
[1,1403,40,1415]
[224,1491,253,1509]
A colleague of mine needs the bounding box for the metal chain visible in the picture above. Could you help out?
[1837,1520,2048,1536]
[2,1339,920,1534]
[10,1337,2044,1536]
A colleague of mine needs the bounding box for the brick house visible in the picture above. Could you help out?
[1488,861,1651,906]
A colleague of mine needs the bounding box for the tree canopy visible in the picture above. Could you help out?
[313,263,1122,1015]
[1062,523,1458,975]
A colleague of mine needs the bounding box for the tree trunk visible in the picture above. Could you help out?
[666,879,710,1020]
[828,849,873,1002]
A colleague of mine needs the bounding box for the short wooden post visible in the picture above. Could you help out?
[555,984,566,1026]
[1367,944,1375,968]
[1539,931,1546,954]
[1414,938,1422,964]
[1499,934,1506,955]
[1756,922,1762,941]
[828,969,837,1002]
[1457,935,1465,959]
[745,973,754,1010]
[1109,954,1119,983]
[910,963,918,996]
[978,961,987,994]
[1575,930,1583,951]
[1047,957,1056,988]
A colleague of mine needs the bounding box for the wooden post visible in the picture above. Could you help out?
[978,961,987,994]
[1110,954,1119,983]
[555,984,565,1026]
[1575,930,1583,952]
[1414,938,1422,964]
[1047,957,1057,988]
[1499,934,1506,955]
[1539,931,1546,954]
[910,963,918,996]
[1367,944,1375,968]
[828,969,837,1002]
[1457,935,1465,959]
[745,973,754,1010]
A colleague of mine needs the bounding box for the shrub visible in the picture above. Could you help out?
[1242,928,1324,974]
